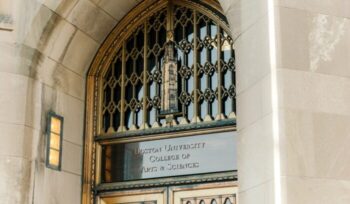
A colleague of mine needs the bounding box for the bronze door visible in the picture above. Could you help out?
[98,182,237,204]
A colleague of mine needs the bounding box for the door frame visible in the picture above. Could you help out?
[170,181,238,204]
[97,181,237,204]
[98,187,167,204]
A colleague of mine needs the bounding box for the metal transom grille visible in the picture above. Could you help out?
[182,194,236,204]
[101,4,236,135]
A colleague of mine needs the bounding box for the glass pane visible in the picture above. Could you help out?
[188,102,194,120]
[225,98,233,116]
[113,111,120,131]
[49,149,60,167]
[125,108,132,129]
[126,59,133,77]
[104,86,111,107]
[150,81,156,98]
[103,112,110,132]
[50,117,61,134]
[174,24,183,42]
[200,101,207,119]
[148,108,156,126]
[199,47,206,66]
[136,109,143,127]
[187,77,193,91]
[149,27,156,45]
[224,71,231,88]
[125,84,133,102]
[210,22,217,38]
[136,57,143,76]
[224,198,232,204]
[101,133,236,183]
[200,75,206,92]
[159,26,166,45]
[126,37,134,52]
[136,82,143,101]
[198,19,206,40]
[148,54,156,73]
[136,29,144,48]
[210,47,217,62]
[186,21,194,42]
[50,133,60,150]
[211,72,218,89]
[187,50,194,67]
[114,58,122,77]
[212,100,218,117]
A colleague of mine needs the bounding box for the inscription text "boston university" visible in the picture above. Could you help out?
[134,142,206,156]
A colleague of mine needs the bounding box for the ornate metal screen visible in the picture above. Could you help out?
[182,194,236,204]
[100,3,235,135]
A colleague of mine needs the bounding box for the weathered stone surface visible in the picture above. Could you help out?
[279,109,350,180]
[237,114,274,192]
[23,4,58,50]
[67,0,117,43]
[281,177,350,204]
[0,124,33,158]
[223,0,268,40]
[61,140,83,175]
[61,91,85,145]
[235,17,270,94]
[97,0,138,21]
[61,30,99,76]
[238,180,274,204]
[53,64,85,100]
[42,19,77,62]
[33,163,81,204]
[278,69,350,116]
[276,7,350,78]
[0,72,29,125]
[38,0,79,18]
[236,74,272,131]
[277,0,350,19]
[0,156,31,204]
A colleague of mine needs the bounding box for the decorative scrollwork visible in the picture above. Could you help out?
[179,39,192,54]
[98,0,236,191]
[179,92,192,106]
[179,65,193,79]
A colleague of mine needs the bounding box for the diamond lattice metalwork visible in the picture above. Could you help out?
[101,4,236,133]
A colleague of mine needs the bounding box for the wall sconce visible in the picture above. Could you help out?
[46,112,63,170]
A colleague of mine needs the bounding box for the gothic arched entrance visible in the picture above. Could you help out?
[83,1,237,203]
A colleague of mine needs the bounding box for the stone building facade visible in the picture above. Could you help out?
[0,0,350,203]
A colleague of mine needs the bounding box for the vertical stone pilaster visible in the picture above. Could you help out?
[223,0,350,203]
[220,0,279,203]
[275,1,350,203]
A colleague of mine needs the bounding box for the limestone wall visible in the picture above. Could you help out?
[220,0,350,203]
[0,0,139,203]
[275,0,350,203]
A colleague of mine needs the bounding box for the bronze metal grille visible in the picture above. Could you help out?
[101,4,235,135]
[181,194,236,204]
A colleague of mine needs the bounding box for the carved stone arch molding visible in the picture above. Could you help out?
[83,1,234,203]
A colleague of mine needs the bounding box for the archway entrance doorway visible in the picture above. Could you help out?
[83,1,237,203]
